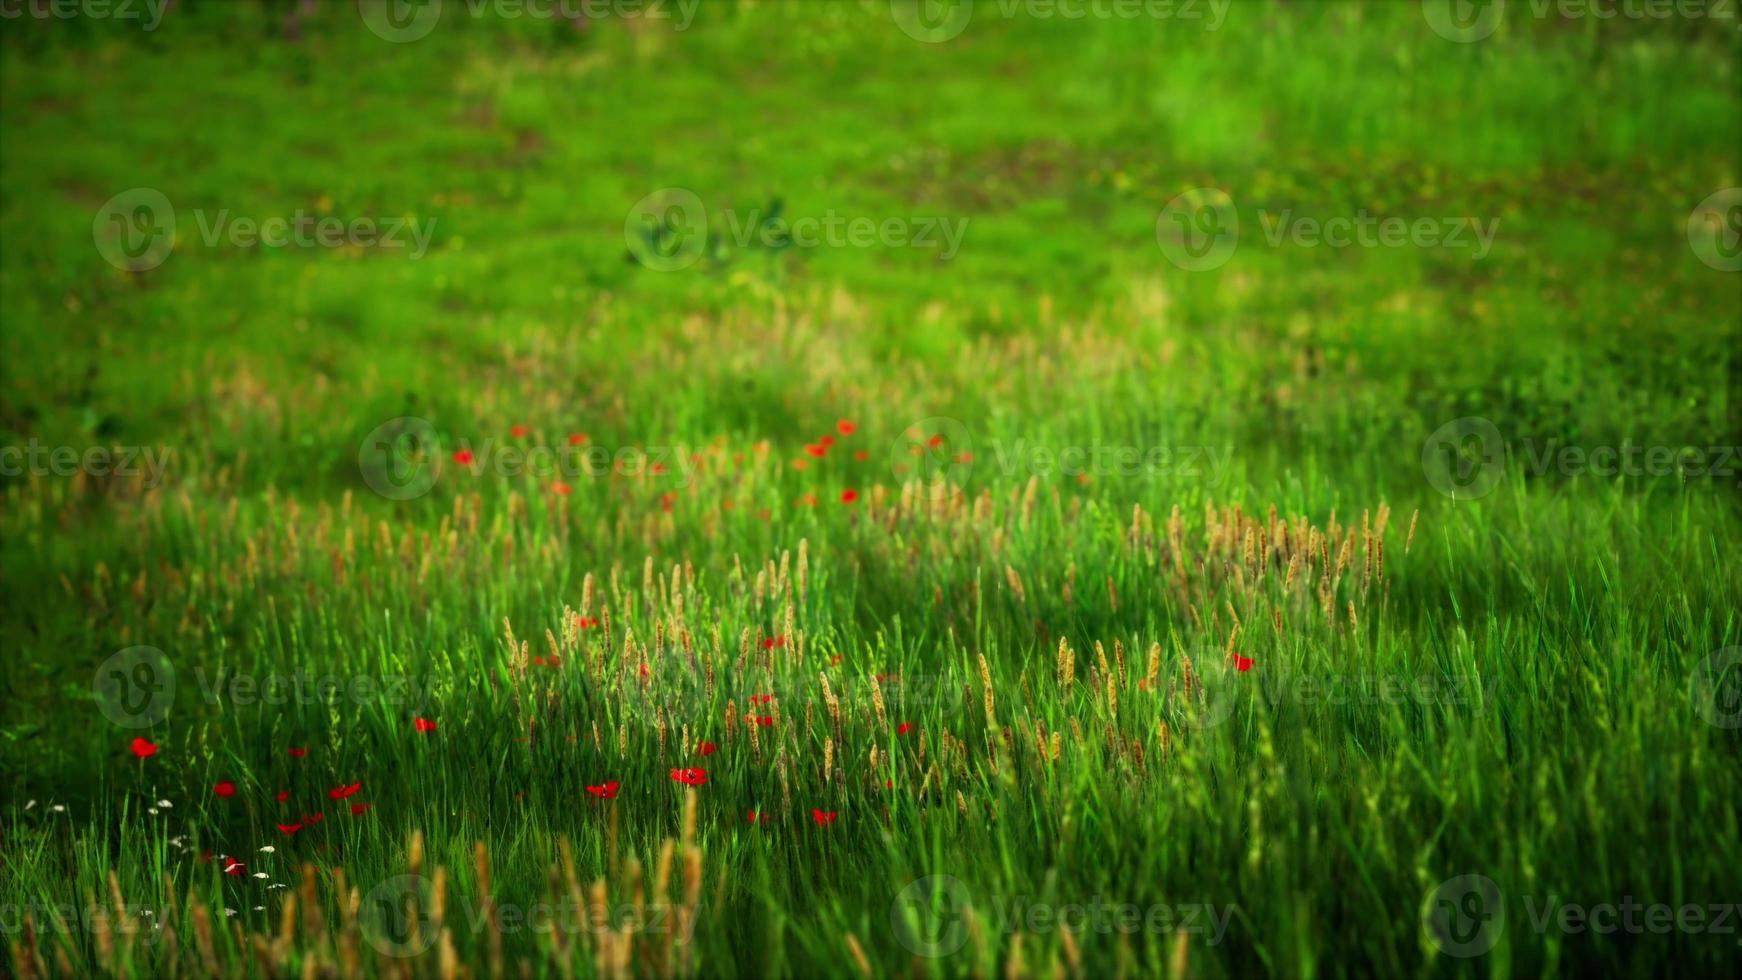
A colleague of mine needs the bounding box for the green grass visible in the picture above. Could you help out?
[2,1,1740,977]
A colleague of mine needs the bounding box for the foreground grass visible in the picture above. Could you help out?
[3,2,1740,977]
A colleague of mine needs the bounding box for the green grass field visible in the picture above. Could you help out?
[2,1,1740,976]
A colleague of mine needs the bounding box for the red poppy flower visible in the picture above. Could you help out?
[811,809,837,826]
[568,433,587,445]
[749,694,775,705]
[197,850,213,864]
[287,748,307,758]
[837,420,857,436]
[328,782,362,801]
[697,741,718,756]
[586,781,620,800]
[214,781,236,798]
[652,462,669,476]
[1232,653,1255,673]
[129,737,157,759]
[669,768,707,786]
[552,482,572,496]
[510,425,529,438]
[414,718,437,733]
[805,444,826,458]
[840,489,858,504]
[275,790,290,803]
[276,822,302,835]
[453,449,474,465]
[350,803,373,815]
[303,812,325,824]
[222,858,246,876]
[747,810,765,824]
[897,722,914,735]
[755,715,774,728]
[829,655,844,666]
[853,450,870,461]
[820,435,835,448]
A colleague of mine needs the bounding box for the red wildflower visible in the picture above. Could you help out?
[213,781,236,798]
[586,781,621,800]
[414,718,437,733]
[303,812,325,824]
[897,722,914,735]
[328,782,362,801]
[652,462,669,476]
[669,768,708,786]
[837,420,857,436]
[829,655,844,666]
[287,748,307,758]
[1232,653,1255,673]
[928,434,944,448]
[510,425,529,438]
[129,737,157,759]
[568,433,588,445]
[453,448,474,465]
[755,715,774,728]
[222,858,246,876]
[820,435,835,448]
[840,489,859,504]
[276,822,302,835]
[552,482,572,496]
[197,850,213,864]
[275,790,290,803]
[747,810,766,824]
[350,803,373,815]
[749,694,776,705]
[805,444,826,458]
[697,741,718,756]
[853,450,870,461]
[811,809,837,826]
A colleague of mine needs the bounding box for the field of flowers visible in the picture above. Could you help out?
[2,2,1740,977]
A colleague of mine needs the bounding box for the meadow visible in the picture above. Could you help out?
[1,1,1740,976]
